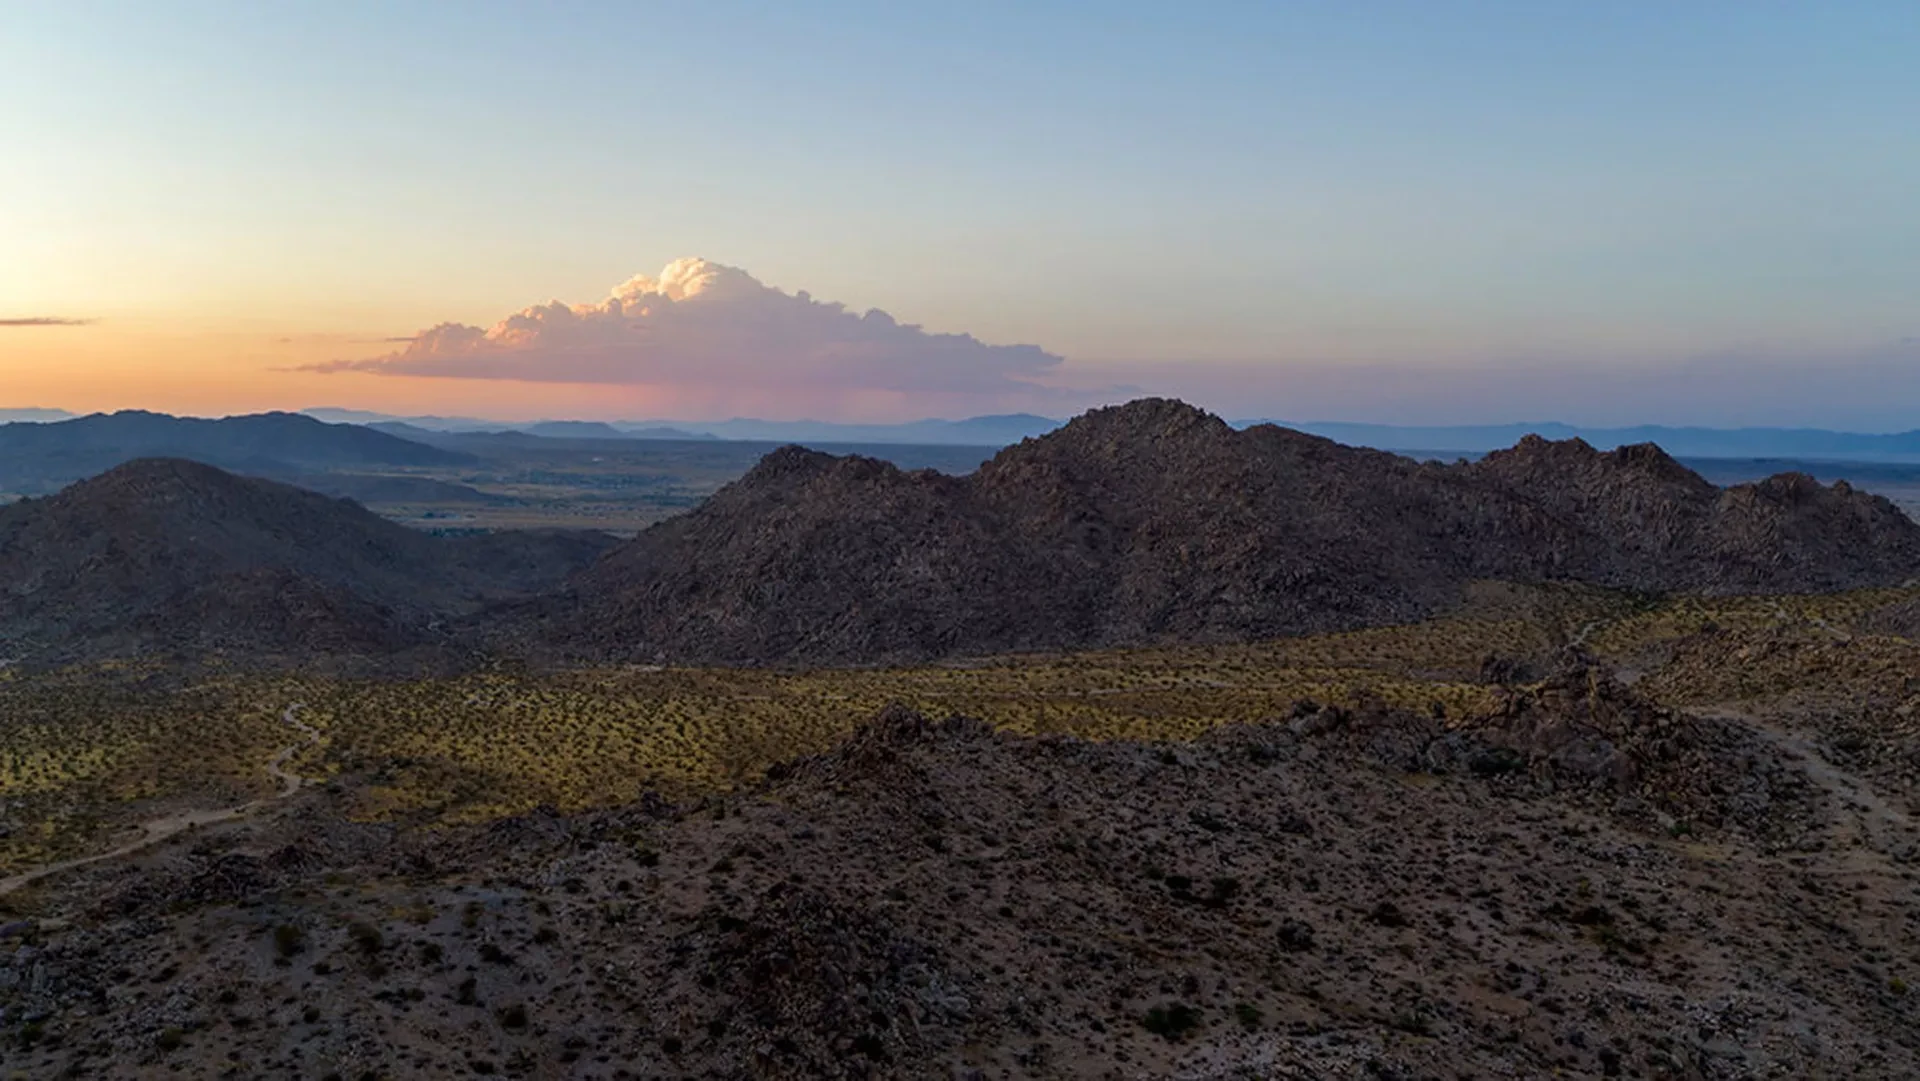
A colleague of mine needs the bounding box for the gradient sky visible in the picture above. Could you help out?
[4,2,1918,426]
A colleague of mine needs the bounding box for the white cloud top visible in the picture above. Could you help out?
[308,258,1063,396]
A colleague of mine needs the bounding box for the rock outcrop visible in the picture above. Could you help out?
[551,399,1920,663]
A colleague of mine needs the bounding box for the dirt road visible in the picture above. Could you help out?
[0,703,319,897]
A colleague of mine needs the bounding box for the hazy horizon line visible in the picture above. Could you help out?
[4,402,1920,438]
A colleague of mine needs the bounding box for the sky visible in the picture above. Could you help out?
[3,2,1918,427]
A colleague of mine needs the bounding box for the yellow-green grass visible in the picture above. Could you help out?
[4,582,1910,871]
[0,612,1547,870]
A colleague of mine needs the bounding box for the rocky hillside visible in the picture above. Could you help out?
[4,683,1914,1079]
[1467,435,1920,592]
[552,399,1920,663]
[0,409,470,495]
[0,459,615,663]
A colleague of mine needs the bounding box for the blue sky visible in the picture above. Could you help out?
[2,2,1917,425]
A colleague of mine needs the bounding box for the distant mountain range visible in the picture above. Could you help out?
[308,408,1063,446]
[0,408,74,425]
[312,408,1920,459]
[5,399,1918,667]
[300,407,507,431]
[0,410,468,495]
[9,406,1917,459]
[360,422,722,453]
[520,420,715,441]
[670,414,1063,446]
[331,414,714,442]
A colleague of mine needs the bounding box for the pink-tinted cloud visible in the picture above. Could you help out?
[303,258,1064,397]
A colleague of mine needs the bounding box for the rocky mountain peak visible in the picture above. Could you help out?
[1606,440,1702,483]
[1473,432,1717,500]
[58,456,235,499]
[1050,397,1232,444]
[1480,433,1600,469]
[555,397,1920,665]
[734,444,843,485]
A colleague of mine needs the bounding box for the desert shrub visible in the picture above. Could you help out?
[273,923,305,957]
[1207,877,1242,907]
[1277,919,1315,953]
[1392,1011,1433,1036]
[1142,1003,1203,1040]
[1188,810,1230,833]
[1469,748,1526,776]
[852,1032,889,1060]
[1367,901,1409,928]
[348,921,385,955]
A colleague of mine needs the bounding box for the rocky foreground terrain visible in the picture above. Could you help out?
[5,661,1917,1079]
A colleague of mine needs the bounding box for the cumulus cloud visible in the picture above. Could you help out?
[0,316,93,327]
[303,258,1063,397]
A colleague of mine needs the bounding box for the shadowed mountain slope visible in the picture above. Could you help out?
[550,399,1920,664]
[0,459,614,662]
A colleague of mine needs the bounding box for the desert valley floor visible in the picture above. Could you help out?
[4,582,1920,1078]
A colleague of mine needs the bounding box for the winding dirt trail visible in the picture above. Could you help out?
[264,703,319,797]
[1747,719,1913,857]
[0,703,319,897]
[1568,619,1602,649]
[1688,705,1916,877]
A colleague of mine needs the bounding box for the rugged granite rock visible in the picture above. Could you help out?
[551,399,1920,663]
